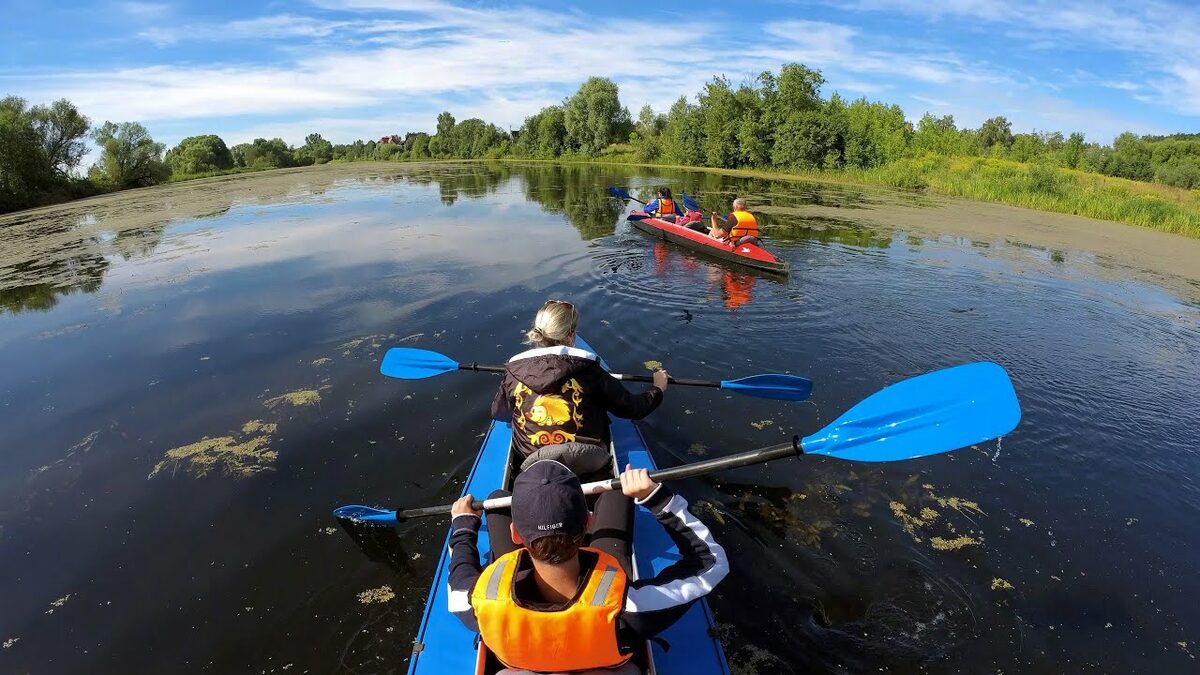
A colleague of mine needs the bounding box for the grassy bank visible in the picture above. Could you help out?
[530,152,1200,239]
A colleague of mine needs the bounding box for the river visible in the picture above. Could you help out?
[1,162,1198,673]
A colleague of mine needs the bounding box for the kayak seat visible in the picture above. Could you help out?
[734,235,762,247]
[519,442,612,482]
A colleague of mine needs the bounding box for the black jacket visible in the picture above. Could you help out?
[490,345,663,458]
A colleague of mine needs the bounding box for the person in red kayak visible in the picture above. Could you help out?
[447,459,729,675]
[491,299,669,476]
[710,197,761,245]
[642,187,684,222]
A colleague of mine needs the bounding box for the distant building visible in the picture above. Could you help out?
[379,135,401,145]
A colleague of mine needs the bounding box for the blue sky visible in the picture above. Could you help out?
[1,0,1198,152]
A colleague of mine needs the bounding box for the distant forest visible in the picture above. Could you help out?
[3,62,1199,216]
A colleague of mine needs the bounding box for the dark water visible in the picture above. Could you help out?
[2,162,1198,674]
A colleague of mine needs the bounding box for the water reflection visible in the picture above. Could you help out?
[1,160,1199,674]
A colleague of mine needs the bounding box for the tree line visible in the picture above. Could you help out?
[4,63,1199,215]
[331,67,1200,190]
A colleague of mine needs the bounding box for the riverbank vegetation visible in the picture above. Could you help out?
[3,64,1199,235]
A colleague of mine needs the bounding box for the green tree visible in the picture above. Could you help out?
[292,132,333,166]
[88,121,170,189]
[843,98,908,169]
[660,96,704,166]
[409,133,431,159]
[31,99,91,176]
[1008,133,1046,163]
[911,113,971,156]
[164,134,234,175]
[697,76,745,167]
[1107,132,1153,181]
[232,138,293,169]
[632,104,666,162]
[1060,132,1085,169]
[0,97,91,213]
[563,77,630,155]
[979,116,1014,150]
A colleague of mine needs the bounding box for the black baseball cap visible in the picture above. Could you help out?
[512,460,588,545]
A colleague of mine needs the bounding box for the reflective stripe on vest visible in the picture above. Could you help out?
[472,547,631,672]
[653,198,675,217]
[728,210,759,239]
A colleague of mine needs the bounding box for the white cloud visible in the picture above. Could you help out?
[116,1,170,18]
[3,0,1191,148]
[832,0,1200,114]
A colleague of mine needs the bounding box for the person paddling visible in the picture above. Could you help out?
[447,459,729,675]
[710,198,761,245]
[643,187,684,223]
[491,300,669,477]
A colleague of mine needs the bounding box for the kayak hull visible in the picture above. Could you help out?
[405,336,731,674]
[628,211,790,275]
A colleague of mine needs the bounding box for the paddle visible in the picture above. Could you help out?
[607,185,646,205]
[335,361,1020,524]
[380,347,813,401]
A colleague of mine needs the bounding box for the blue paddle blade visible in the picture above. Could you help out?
[719,374,814,401]
[608,186,633,199]
[681,193,701,211]
[380,347,460,380]
[801,362,1020,462]
[333,505,398,525]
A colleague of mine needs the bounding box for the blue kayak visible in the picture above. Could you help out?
[406,335,731,674]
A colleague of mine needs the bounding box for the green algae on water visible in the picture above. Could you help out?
[264,388,324,409]
[930,535,981,551]
[991,577,1015,591]
[149,420,278,479]
[643,360,663,371]
[357,585,395,604]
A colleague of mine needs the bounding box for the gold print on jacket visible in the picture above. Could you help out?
[513,379,586,446]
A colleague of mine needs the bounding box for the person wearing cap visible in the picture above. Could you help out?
[446,460,729,675]
[491,300,670,477]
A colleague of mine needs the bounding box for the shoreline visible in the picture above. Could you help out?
[3,161,1198,302]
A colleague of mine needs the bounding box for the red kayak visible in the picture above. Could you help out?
[627,211,789,275]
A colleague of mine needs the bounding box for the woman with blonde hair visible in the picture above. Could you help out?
[490,300,670,472]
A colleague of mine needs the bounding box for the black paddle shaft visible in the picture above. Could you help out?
[458,363,713,388]
[392,438,802,520]
[616,374,720,388]
[601,438,802,490]
[458,363,505,374]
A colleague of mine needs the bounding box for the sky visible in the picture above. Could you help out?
[1,0,1198,153]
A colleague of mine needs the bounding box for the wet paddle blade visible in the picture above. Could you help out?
[681,193,701,212]
[801,362,1020,462]
[719,374,814,401]
[380,347,460,380]
[333,504,399,525]
[607,186,633,200]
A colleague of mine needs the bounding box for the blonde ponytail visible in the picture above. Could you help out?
[524,300,579,347]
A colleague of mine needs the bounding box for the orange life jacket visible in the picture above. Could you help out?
[472,548,631,672]
[728,210,759,240]
[653,198,676,217]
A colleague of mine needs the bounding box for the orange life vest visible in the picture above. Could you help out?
[472,548,631,672]
[653,198,676,217]
[728,210,759,240]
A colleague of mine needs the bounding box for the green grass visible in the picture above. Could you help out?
[834,156,1200,238]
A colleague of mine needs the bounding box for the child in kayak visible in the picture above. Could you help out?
[491,299,669,477]
[643,187,684,222]
[447,459,729,674]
